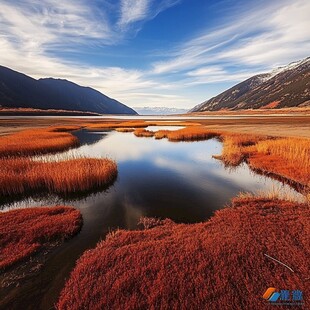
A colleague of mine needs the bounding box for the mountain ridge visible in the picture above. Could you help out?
[191,57,310,112]
[0,66,137,115]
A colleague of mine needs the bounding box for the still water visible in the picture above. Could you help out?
[0,128,299,309]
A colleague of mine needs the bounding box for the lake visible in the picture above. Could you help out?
[0,127,300,309]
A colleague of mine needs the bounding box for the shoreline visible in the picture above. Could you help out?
[0,115,309,309]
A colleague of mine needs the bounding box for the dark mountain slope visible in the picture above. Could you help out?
[0,66,137,115]
[191,57,310,112]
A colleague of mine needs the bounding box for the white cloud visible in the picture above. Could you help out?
[118,0,151,27]
[220,0,310,65]
[187,66,226,77]
[0,0,309,109]
[152,0,310,77]
[117,0,181,31]
[0,0,185,108]
[0,0,114,49]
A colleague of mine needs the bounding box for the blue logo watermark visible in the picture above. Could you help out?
[263,287,303,306]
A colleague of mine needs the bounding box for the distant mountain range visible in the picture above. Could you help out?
[133,106,188,115]
[191,57,310,112]
[0,66,137,115]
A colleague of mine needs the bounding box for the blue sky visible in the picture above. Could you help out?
[0,0,309,109]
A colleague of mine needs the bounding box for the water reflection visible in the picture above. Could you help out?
[0,127,302,309]
[2,128,301,217]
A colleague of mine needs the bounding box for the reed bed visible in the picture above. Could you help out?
[118,124,309,188]
[86,121,201,130]
[154,130,171,139]
[237,185,307,203]
[57,197,309,310]
[0,126,81,157]
[166,126,220,141]
[133,129,155,137]
[248,137,310,188]
[213,134,310,188]
[115,128,135,132]
[0,206,82,270]
[215,133,268,166]
[157,126,309,188]
[0,157,117,197]
[86,121,148,130]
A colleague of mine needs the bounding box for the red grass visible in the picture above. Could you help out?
[0,206,82,270]
[86,121,148,130]
[154,130,171,139]
[214,132,268,166]
[166,126,219,141]
[133,128,155,137]
[213,134,310,188]
[86,121,201,130]
[0,126,81,157]
[248,137,310,188]
[111,124,309,187]
[158,126,309,188]
[57,197,309,310]
[0,157,117,197]
[115,128,135,132]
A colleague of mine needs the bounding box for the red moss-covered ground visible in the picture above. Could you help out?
[0,206,82,270]
[57,198,309,310]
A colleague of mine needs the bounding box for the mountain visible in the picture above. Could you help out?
[0,66,137,115]
[191,57,310,112]
[133,106,188,115]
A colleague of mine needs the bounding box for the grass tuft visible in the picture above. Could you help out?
[166,126,220,141]
[0,206,82,270]
[0,126,81,157]
[133,129,155,137]
[0,157,117,197]
[57,197,310,310]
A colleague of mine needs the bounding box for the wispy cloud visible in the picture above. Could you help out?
[0,0,183,107]
[0,0,115,50]
[219,1,310,65]
[152,0,310,79]
[0,0,309,109]
[117,0,181,31]
[118,0,151,28]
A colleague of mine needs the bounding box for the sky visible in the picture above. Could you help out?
[0,0,309,110]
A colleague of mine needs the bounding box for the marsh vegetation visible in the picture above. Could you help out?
[0,117,309,309]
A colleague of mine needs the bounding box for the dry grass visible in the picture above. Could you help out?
[86,121,148,130]
[153,126,309,188]
[248,137,310,188]
[133,128,155,137]
[0,206,82,270]
[86,121,201,130]
[0,126,81,157]
[154,130,171,139]
[113,123,310,189]
[166,126,220,141]
[57,197,309,310]
[237,185,307,203]
[215,134,310,188]
[215,133,267,166]
[0,157,117,197]
[115,128,135,132]
[88,122,309,188]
